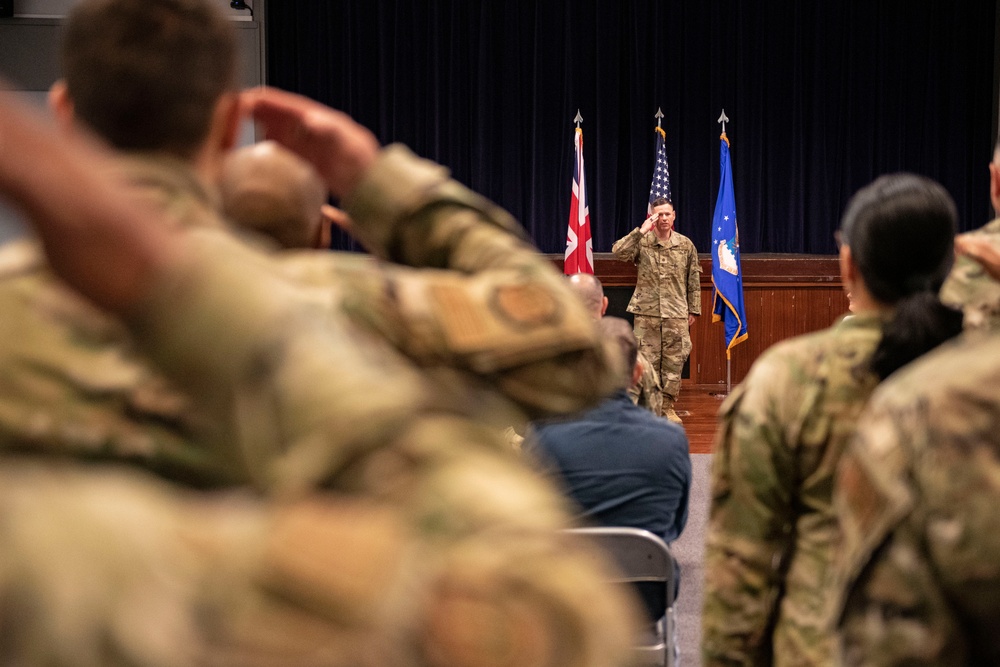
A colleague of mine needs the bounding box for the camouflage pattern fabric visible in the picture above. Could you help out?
[834,330,1000,667]
[628,350,663,415]
[0,458,639,666]
[0,144,639,663]
[611,227,701,320]
[0,145,621,485]
[633,315,691,401]
[939,217,1000,333]
[112,220,641,667]
[702,313,883,667]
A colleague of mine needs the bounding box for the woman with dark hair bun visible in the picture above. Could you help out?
[702,173,963,667]
[838,174,964,379]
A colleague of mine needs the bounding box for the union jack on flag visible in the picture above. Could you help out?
[564,125,593,274]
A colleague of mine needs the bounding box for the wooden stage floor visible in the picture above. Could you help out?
[674,386,730,454]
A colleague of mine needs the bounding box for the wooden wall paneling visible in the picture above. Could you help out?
[554,253,850,389]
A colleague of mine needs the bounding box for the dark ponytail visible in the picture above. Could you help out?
[869,292,963,380]
[839,173,964,380]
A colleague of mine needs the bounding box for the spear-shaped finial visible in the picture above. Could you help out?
[655,107,664,129]
[574,110,583,128]
[718,109,729,135]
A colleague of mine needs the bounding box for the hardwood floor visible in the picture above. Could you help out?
[674,386,729,454]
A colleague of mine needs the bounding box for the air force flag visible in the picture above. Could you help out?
[711,134,748,357]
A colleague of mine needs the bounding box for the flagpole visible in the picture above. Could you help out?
[720,110,732,394]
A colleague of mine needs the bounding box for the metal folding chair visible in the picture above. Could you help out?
[567,526,677,667]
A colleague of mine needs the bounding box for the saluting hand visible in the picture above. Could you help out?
[241,87,379,201]
[639,215,657,234]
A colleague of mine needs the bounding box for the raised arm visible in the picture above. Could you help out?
[0,90,178,315]
[245,87,622,416]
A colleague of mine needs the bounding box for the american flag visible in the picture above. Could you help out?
[564,125,594,274]
[647,126,672,213]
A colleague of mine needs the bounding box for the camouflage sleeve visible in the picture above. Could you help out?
[128,230,431,491]
[627,351,662,415]
[611,228,644,263]
[0,241,240,486]
[686,242,702,316]
[333,145,622,417]
[702,355,799,666]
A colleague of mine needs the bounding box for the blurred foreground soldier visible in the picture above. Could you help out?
[834,335,1000,665]
[940,141,1000,332]
[567,272,663,415]
[0,0,619,485]
[703,174,963,667]
[0,89,640,666]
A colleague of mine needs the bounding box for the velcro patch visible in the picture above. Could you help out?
[490,283,561,328]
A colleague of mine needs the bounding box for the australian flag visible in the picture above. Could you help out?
[711,134,748,358]
[647,126,672,212]
[564,126,594,274]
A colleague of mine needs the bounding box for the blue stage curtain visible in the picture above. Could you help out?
[266,0,997,255]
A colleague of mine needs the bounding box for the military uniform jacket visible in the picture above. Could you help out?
[939,217,1000,332]
[111,148,642,665]
[0,146,621,488]
[0,149,641,666]
[611,227,701,319]
[702,313,883,667]
[835,331,1000,667]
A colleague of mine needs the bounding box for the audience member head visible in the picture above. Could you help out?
[567,272,608,319]
[51,0,238,162]
[598,317,642,390]
[838,173,963,379]
[219,141,330,249]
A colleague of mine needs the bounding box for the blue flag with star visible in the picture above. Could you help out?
[711,134,748,358]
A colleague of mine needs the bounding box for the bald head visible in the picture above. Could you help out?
[219,141,328,249]
[567,272,608,319]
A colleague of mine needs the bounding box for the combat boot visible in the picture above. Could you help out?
[662,395,683,424]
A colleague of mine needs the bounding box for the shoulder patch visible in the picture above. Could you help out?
[490,283,561,328]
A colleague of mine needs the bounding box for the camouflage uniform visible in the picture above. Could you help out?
[0,146,621,485]
[939,217,1000,333]
[628,349,663,415]
[0,458,638,666]
[834,331,1000,667]
[702,313,883,667]
[0,146,640,663]
[611,227,700,410]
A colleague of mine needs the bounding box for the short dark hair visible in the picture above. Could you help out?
[651,197,672,209]
[61,0,236,158]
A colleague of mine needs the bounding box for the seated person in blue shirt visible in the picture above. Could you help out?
[526,316,692,621]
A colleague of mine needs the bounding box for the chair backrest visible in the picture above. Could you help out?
[566,526,676,667]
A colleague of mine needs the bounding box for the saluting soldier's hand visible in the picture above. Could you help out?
[955,233,1000,281]
[639,215,657,234]
[241,87,379,200]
